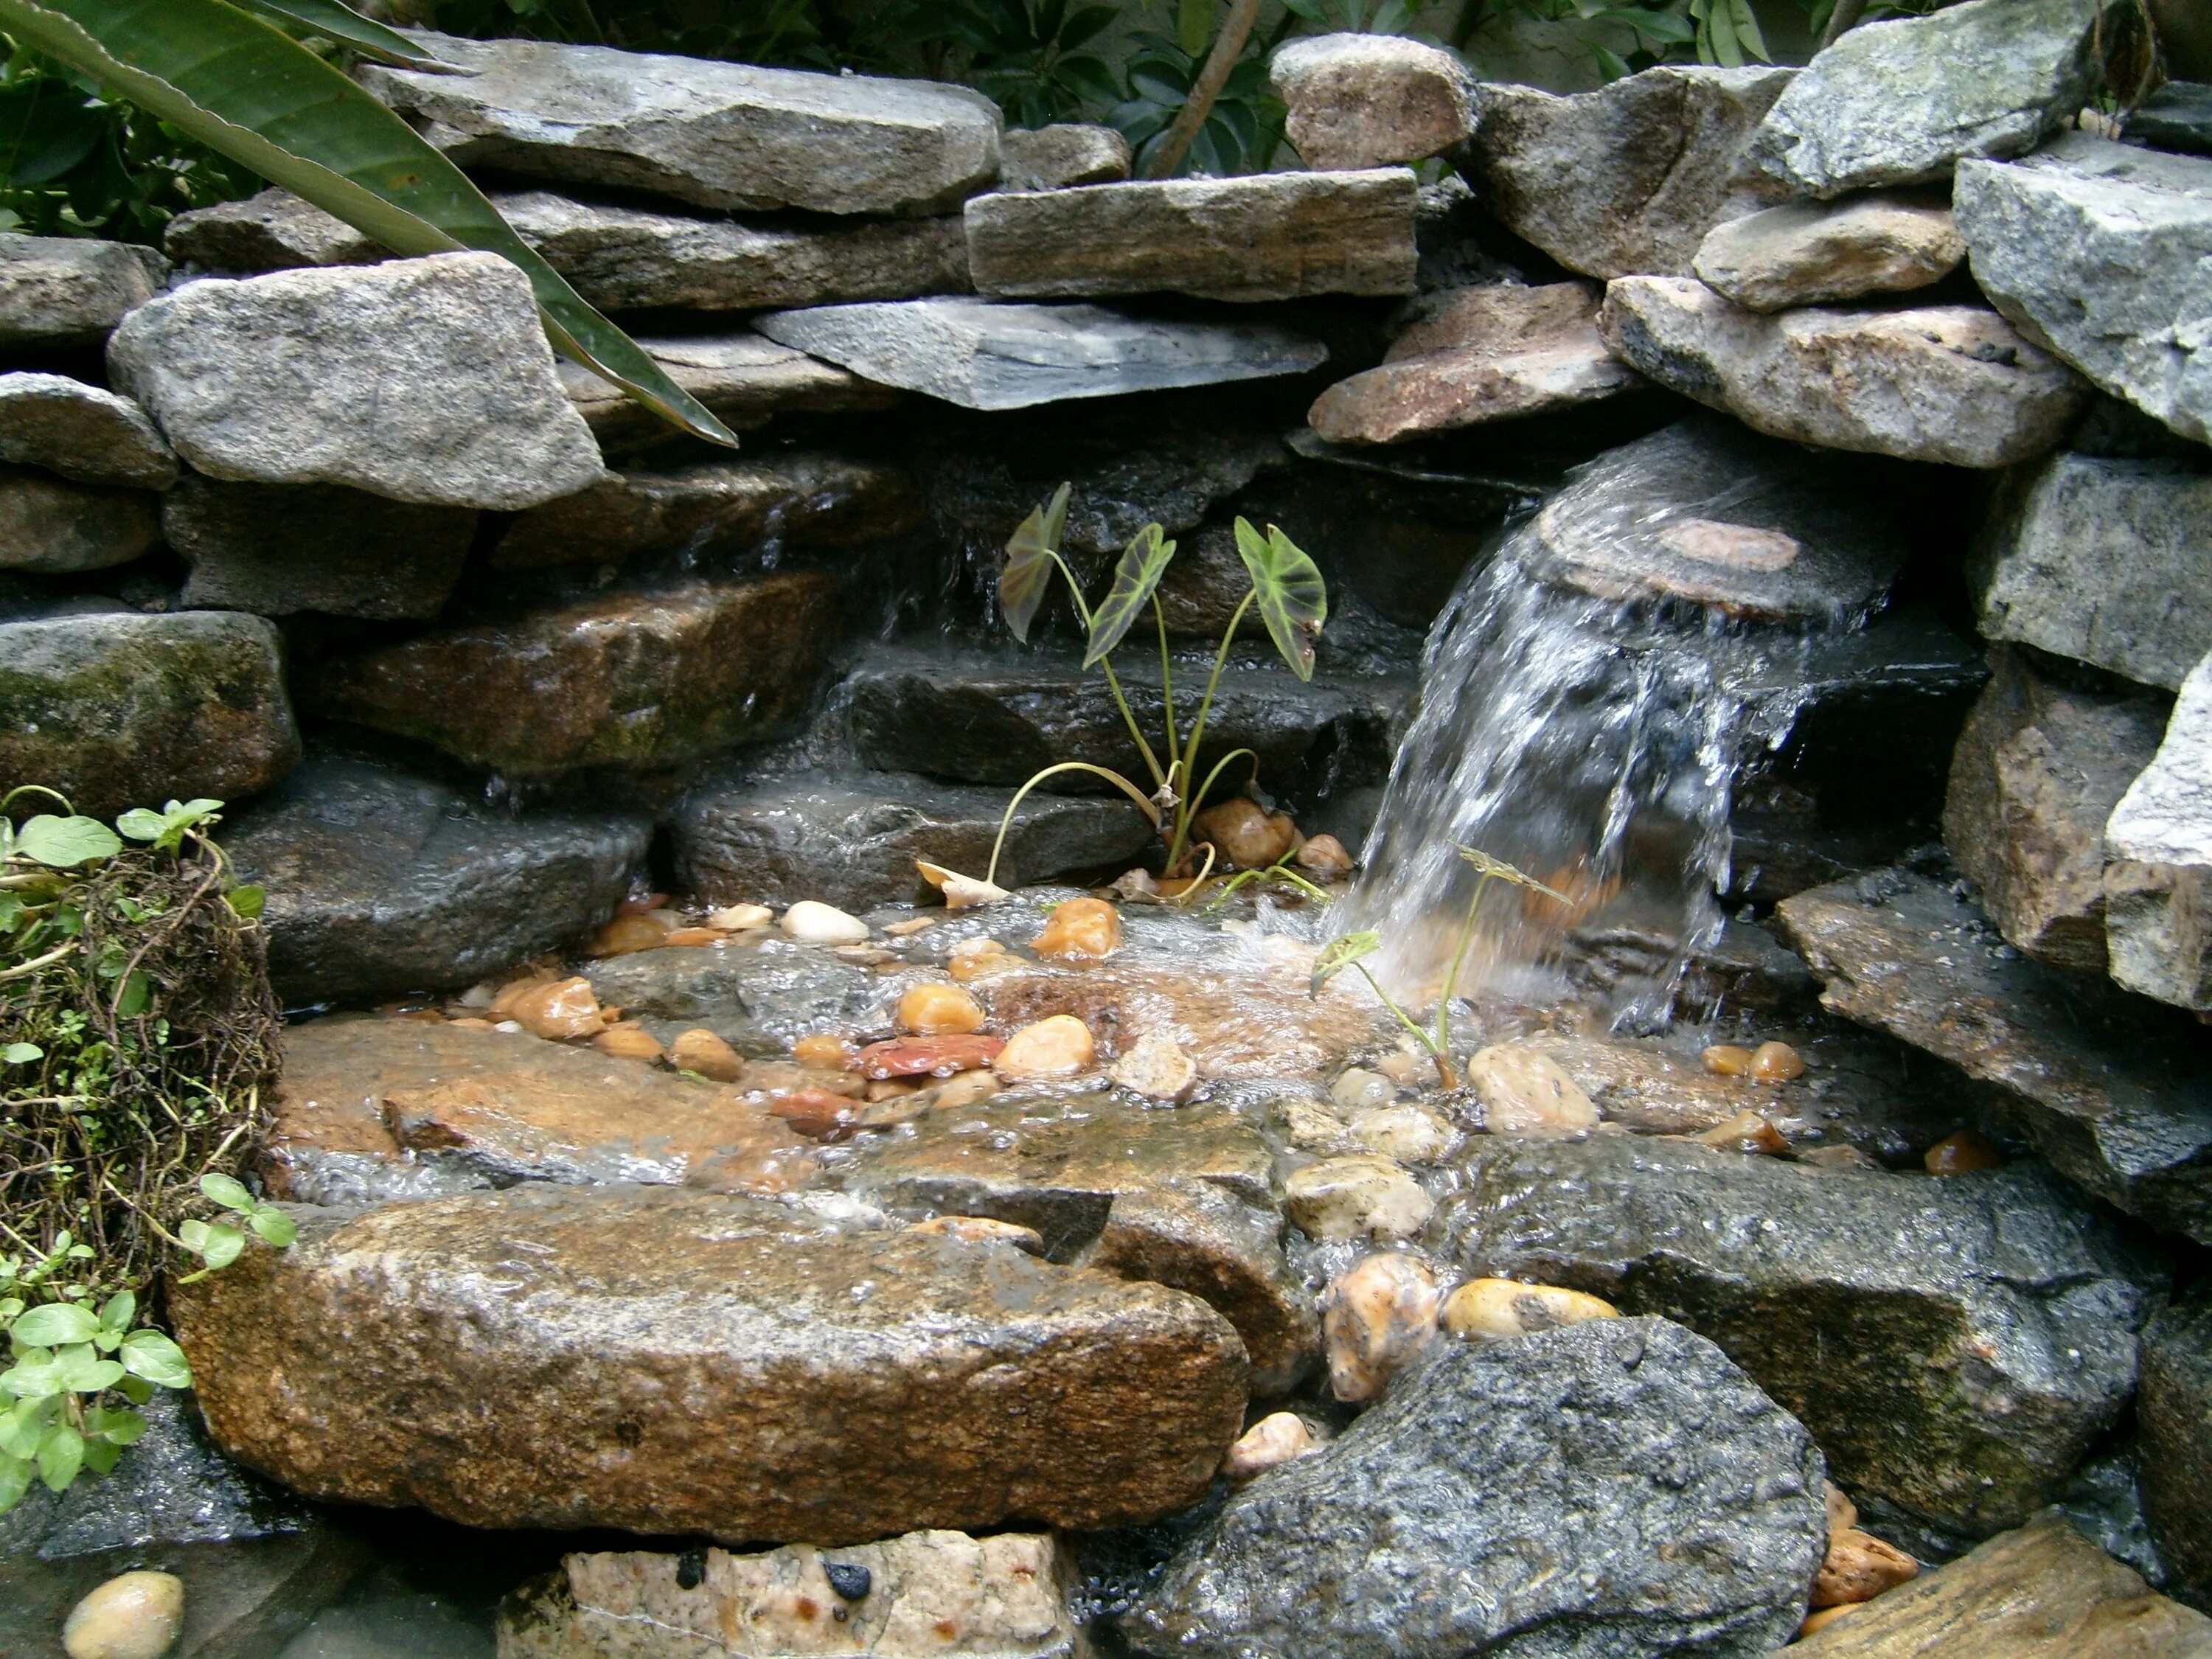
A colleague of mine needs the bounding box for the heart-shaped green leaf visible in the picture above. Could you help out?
[1084,523,1176,668]
[1311,929,1382,996]
[1233,519,1327,683]
[200,1173,254,1214]
[1001,482,1071,643]
[12,815,119,869]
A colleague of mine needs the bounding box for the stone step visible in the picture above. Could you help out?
[556,330,900,456]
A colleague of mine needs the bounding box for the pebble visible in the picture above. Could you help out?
[1924,1128,2003,1175]
[1329,1066,1397,1113]
[866,1079,919,1101]
[1284,1154,1435,1242]
[593,1024,665,1063]
[1295,833,1354,877]
[907,1214,1047,1253]
[1466,1044,1599,1136]
[780,900,870,945]
[921,1068,1004,1110]
[1113,868,1161,902]
[1440,1278,1619,1340]
[1031,896,1121,959]
[994,1015,1096,1079]
[1107,1029,1197,1101]
[1346,1102,1460,1164]
[504,976,606,1041]
[1702,1043,1754,1077]
[1826,1481,1857,1534]
[669,1027,746,1082]
[792,1034,855,1067]
[1221,1411,1321,1481]
[1193,797,1298,869]
[590,911,680,956]
[707,902,774,932]
[1323,1252,1441,1403]
[1374,1044,1432,1088]
[885,914,941,937]
[854,1033,1006,1078]
[760,1085,860,1139]
[1798,1604,1862,1638]
[1812,1527,1920,1608]
[1284,1099,1354,1153]
[947,937,1015,982]
[1691,1109,1790,1155]
[917,860,1010,909]
[1801,1144,1883,1172]
[63,1571,184,1659]
[664,927,723,947]
[897,982,987,1036]
[1750,1040,1806,1082]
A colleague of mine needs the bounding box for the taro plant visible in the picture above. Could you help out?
[1,787,287,1512]
[1311,843,1567,1088]
[977,481,1327,891]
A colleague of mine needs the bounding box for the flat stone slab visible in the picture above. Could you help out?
[108,252,605,511]
[1970,449,2212,691]
[1001,123,1130,190]
[2105,649,2212,1012]
[1692,193,1964,313]
[967,169,1417,302]
[0,232,166,346]
[0,466,159,575]
[0,372,175,488]
[1428,1135,2160,1536]
[164,187,384,272]
[754,298,1327,411]
[2127,80,2212,156]
[0,610,299,821]
[2139,1300,2212,1605]
[1750,0,2107,197]
[358,32,1002,216]
[495,189,970,313]
[1955,133,2212,447]
[1775,869,2212,1243]
[1466,66,1795,279]
[1307,280,1641,445]
[170,1183,1248,1543]
[667,768,1155,912]
[1601,277,2088,469]
[225,749,650,1004]
[558,330,898,454]
[1271,33,1475,171]
[167,476,475,620]
[1788,1511,2212,1657]
[1129,1318,1826,1659]
[302,572,840,776]
[1521,417,1909,625]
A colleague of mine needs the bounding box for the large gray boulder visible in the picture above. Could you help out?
[755,298,1327,411]
[2139,1300,2212,1606]
[108,252,605,510]
[358,32,1002,215]
[1599,277,2087,469]
[0,372,176,488]
[1955,134,2212,446]
[167,476,476,619]
[1749,0,2110,197]
[2105,650,2212,1013]
[224,748,651,1004]
[964,170,1419,302]
[495,189,970,312]
[1942,647,2167,974]
[1776,869,2212,1245]
[1464,66,1794,279]
[0,232,166,346]
[0,467,160,574]
[558,329,899,455]
[1969,449,2212,691]
[170,1183,1249,1544]
[0,611,299,820]
[1270,33,1475,170]
[1128,1318,1826,1659]
[1427,1135,2160,1537]
[667,768,1155,912]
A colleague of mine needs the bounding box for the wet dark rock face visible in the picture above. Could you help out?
[1130,1318,1827,1659]
[2139,1300,2212,1606]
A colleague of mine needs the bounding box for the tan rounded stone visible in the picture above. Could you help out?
[1750,1040,1806,1082]
[593,1024,665,1063]
[1346,1102,1459,1164]
[1193,798,1298,870]
[1221,1411,1320,1481]
[1107,1029,1197,1102]
[1295,832,1354,877]
[1811,1526,1920,1607]
[1690,1109,1790,1155]
[1440,1277,1618,1341]
[1031,896,1121,961]
[663,927,723,947]
[1926,1128,2005,1175]
[1284,1155,1433,1242]
[907,1214,1047,1253]
[1702,1043,1755,1077]
[780,900,869,945]
[1798,1603,1862,1638]
[1467,1044,1599,1136]
[898,981,987,1036]
[706,902,773,932]
[507,976,606,1041]
[994,1015,1096,1079]
[669,1027,746,1083]
[925,1068,1004,1110]
[63,1571,184,1659]
[589,911,678,957]
[1323,1252,1441,1403]
[791,1034,853,1067]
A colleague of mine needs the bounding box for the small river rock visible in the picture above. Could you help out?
[1428,1135,2162,1537]
[0,232,166,346]
[1321,1251,1439,1402]
[1129,1317,1826,1659]
[170,1183,1247,1543]
[1284,1154,1433,1242]
[1271,34,1474,171]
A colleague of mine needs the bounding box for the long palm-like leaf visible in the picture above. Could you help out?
[1083,521,1175,669]
[1000,481,1070,643]
[1232,518,1327,683]
[233,0,451,68]
[0,0,735,447]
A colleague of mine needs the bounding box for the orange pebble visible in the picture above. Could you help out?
[1750,1040,1806,1082]
[792,1034,854,1067]
[897,982,987,1036]
[1031,896,1121,961]
[1924,1129,2004,1175]
[589,912,678,957]
[663,927,723,948]
[670,1028,745,1082]
[594,1026,665,1063]
[1702,1044,1754,1077]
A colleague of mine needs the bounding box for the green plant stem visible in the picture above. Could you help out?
[1433,872,1492,1067]
[1355,964,1458,1090]
[985,761,1162,886]
[1155,597,1179,774]
[1099,658,1167,791]
[1819,0,1867,46]
[1142,0,1265,177]
[1168,589,1256,869]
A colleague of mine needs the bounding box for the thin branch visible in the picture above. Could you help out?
[1143,0,1265,179]
[1820,0,1868,49]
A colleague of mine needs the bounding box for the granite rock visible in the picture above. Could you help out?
[964,170,1418,302]
[999,123,1130,190]
[167,476,475,619]
[0,232,166,347]
[163,187,385,273]
[108,253,605,510]
[2126,80,2212,156]
[2105,650,2212,1012]
[756,297,1327,411]
[0,467,160,574]
[1270,33,1475,171]
[0,372,176,488]
[1464,66,1795,279]
[1600,277,2089,469]
[1692,194,1964,312]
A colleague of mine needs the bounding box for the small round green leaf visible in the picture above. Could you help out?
[119,1331,192,1390]
[249,1208,298,1248]
[199,1173,254,1213]
[12,815,120,868]
[10,1303,100,1348]
[2,1043,41,1065]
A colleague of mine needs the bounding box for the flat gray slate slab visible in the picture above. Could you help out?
[358,32,1001,216]
[1955,133,2212,447]
[754,297,1327,410]
[0,373,175,489]
[557,330,899,455]
[964,169,1418,302]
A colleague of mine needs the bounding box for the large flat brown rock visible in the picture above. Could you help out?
[170,1183,1248,1545]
